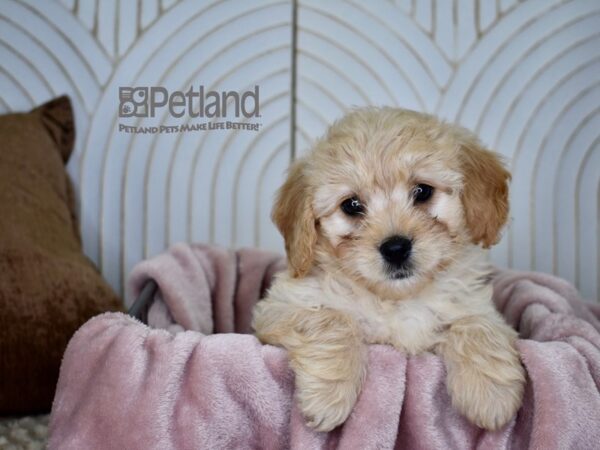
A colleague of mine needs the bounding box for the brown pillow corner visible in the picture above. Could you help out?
[33,95,76,163]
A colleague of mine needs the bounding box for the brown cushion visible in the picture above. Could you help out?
[0,96,123,414]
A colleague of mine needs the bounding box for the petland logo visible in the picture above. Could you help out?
[118,85,261,133]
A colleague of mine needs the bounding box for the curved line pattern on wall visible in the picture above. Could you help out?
[0,0,598,301]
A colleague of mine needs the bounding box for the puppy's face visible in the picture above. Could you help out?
[274,108,510,298]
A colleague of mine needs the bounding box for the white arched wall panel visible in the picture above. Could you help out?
[0,0,597,302]
[297,0,600,301]
[0,0,292,299]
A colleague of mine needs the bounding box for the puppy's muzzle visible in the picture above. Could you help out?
[379,236,412,276]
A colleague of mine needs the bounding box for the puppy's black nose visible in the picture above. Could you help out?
[379,236,412,268]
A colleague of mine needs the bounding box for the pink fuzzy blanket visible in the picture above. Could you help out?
[48,244,600,449]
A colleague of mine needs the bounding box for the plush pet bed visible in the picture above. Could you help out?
[48,244,600,449]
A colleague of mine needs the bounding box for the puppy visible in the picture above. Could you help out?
[252,107,525,432]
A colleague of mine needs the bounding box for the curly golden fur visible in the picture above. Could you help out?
[252,107,524,432]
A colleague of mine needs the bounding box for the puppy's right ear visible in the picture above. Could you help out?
[272,159,317,278]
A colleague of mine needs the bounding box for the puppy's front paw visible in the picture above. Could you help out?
[447,359,525,430]
[295,371,361,432]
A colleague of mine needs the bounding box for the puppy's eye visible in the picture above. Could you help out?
[341,196,365,216]
[413,184,434,203]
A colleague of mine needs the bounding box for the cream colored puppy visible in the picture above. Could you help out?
[252,107,525,432]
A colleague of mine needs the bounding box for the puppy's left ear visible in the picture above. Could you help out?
[459,137,511,248]
[272,158,317,277]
